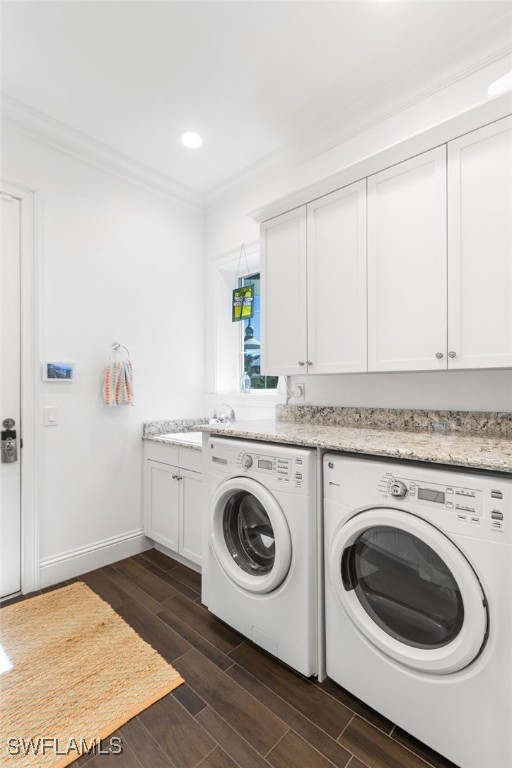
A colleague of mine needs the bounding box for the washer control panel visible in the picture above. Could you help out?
[210,438,315,493]
[236,450,306,488]
[378,471,507,532]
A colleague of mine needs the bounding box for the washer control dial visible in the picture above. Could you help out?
[241,453,253,469]
[390,480,408,499]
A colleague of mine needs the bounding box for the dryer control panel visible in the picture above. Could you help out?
[379,471,506,533]
[324,454,510,542]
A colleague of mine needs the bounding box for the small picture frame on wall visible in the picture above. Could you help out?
[232,284,254,322]
[42,362,75,381]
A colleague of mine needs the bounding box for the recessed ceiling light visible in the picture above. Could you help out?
[181,131,202,149]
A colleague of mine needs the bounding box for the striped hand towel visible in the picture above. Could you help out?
[103,360,134,406]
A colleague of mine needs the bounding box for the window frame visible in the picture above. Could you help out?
[206,242,285,401]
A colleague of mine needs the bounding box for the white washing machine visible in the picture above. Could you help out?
[324,454,512,768]
[204,437,317,677]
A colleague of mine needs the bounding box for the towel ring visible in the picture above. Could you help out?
[109,342,130,362]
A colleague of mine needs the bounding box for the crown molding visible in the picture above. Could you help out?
[1,95,205,211]
[204,13,512,211]
[2,10,511,215]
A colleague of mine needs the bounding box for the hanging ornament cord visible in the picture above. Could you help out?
[236,242,251,282]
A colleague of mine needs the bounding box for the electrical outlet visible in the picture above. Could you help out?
[294,382,306,402]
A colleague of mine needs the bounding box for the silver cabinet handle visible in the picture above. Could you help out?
[448,351,456,359]
[172,474,179,480]
[298,360,305,366]
[435,352,444,359]
[306,360,313,366]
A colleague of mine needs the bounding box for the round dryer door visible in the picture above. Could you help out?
[330,508,488,674]
[211,477,292,594]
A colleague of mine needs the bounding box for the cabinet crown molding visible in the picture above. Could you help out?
[250,93,512,224]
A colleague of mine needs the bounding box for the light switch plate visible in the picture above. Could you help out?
[44,406,58,426]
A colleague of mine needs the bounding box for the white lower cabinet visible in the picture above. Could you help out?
[178,468,203,566]
[144,442,203,568]
[146,460,180,552]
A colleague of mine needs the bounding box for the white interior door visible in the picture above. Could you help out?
[1,192,22,599]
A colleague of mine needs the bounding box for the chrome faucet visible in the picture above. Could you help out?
[220,403,236,423]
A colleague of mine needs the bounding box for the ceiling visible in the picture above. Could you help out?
[2,1,512,196]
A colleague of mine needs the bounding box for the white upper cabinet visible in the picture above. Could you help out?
[367,146,447,372]
[261,207,307,376]
[307,181,367,374]
[447,116,512,369]
[260,112,512,377]
[261,181,367,376]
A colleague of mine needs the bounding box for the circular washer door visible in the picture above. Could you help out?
[211,477,292,594]
[329,508,488,674]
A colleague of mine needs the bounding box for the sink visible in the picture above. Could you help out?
[157,431,203,445]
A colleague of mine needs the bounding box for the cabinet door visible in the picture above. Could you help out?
[307,180,367,373]
[261,207,308,375]
[179,469,203,567]
[145,460,179,553]
[448,116,512,369]
[367,147,447,371]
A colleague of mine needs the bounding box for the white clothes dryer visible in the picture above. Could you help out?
[324,454,512,768]
[204,437,317,677]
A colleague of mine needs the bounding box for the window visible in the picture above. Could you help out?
[240,273,278,390]
[207,244,285,401]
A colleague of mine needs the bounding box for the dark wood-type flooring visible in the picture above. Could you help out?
[3,550,458,768]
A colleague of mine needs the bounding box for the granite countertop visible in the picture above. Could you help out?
[142,418,208,451]
[143,433,202,451]
[195,419,512,474]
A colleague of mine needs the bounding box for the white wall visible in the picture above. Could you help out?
[2,126,205,585]
[205,54,512,413]
[291,371,512,412]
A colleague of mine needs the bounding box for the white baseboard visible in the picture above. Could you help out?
[153,542,202,575]
[39,529,152,589]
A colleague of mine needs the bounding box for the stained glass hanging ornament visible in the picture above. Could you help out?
[232,243,254,322]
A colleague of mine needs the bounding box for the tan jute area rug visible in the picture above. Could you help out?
[0,582,184,767]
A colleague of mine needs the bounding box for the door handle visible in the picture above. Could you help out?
[1,429,18,463]
[341,545,358,591]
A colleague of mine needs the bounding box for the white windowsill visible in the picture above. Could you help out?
[205,390,285,421]
[206,391,285,401]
